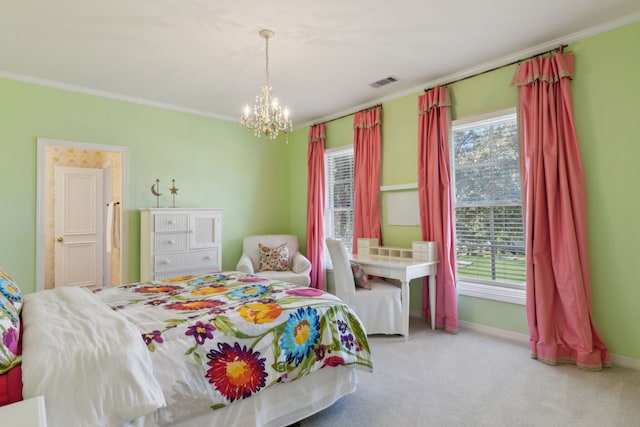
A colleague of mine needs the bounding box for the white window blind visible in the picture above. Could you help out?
[452,111,526,287]
[325,147,354,258]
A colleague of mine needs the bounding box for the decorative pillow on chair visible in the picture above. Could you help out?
[350,262,371,290]
[258,243,290,272]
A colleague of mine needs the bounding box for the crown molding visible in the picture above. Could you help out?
[1,11,638,129]
[301,11,640,129]
[0,70,236,122]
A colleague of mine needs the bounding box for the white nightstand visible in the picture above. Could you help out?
[0,395,47,427]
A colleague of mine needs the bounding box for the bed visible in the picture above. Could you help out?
[0,269,373,427]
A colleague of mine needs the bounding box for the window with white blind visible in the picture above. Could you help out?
[451,108,526,303]
[324,146,354,266]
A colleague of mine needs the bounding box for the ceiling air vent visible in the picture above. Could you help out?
[369,76,398,88]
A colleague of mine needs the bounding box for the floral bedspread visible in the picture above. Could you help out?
[95,271,373,425]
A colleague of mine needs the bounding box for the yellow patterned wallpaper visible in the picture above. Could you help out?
[44,146,123,289]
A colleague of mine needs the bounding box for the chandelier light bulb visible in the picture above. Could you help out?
[240,29,293,141]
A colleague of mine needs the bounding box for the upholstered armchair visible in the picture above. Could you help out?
[236,235,312,286]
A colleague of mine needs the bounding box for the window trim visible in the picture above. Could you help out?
[458,281,526,305]
[452,107,526,305]
[323,145,354,269]
[452,107,517,128]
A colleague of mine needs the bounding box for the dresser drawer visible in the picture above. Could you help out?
[154,248,219,272]
[153,266,220,281]
[154,233,189,252]
[154,214,188,232]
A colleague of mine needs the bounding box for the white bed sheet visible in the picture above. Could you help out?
[21,287,166,427]
[127,365,357,427]
[21,278,365,427]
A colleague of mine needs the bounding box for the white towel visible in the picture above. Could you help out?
[112,203,120,249]
[106,202,114,253]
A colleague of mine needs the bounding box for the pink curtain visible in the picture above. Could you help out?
[513,52,610,369]
[417,87,458,333]
[352,107,382,251]
[306,124,326,290]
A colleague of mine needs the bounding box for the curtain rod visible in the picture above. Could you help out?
[315,104,382,126]
[424,44,567,92]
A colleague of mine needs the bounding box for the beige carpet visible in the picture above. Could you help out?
[299,317,640,427]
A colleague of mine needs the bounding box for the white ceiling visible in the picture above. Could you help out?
[1,1,639,128]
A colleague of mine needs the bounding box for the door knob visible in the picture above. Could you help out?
[56,237,64,242]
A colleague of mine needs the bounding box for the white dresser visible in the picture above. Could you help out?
[140,208,222,281]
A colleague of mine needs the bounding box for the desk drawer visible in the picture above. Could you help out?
[412,241,438,261]
[361,264,391,277]
[412,251,429,261]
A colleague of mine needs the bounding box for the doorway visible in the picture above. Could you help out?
[36,138,129,291]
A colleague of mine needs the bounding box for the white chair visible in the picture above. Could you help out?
[236,235,312,286]
[326,238,403,335]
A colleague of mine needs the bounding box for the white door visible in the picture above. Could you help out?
[54,166,104,288]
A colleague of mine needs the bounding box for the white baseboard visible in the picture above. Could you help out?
[457,319,529,345]
[610,354,640,370]
[410,312,640,370]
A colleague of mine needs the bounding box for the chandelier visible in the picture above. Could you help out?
[241,29,293,140]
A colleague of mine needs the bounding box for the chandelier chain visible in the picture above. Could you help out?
[265,35,270,88]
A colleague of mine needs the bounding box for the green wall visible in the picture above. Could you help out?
[1,21,638,361]
[0,79,292,293]
[571,22,640,359]
[289,21,640,360]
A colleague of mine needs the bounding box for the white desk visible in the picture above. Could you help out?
[350,253,438,337]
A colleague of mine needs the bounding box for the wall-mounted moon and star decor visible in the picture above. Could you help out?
[151,178,162,207]
[169,179,179,208]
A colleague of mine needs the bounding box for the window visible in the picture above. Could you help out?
[324,146,354,266]
[451,108,526,304]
